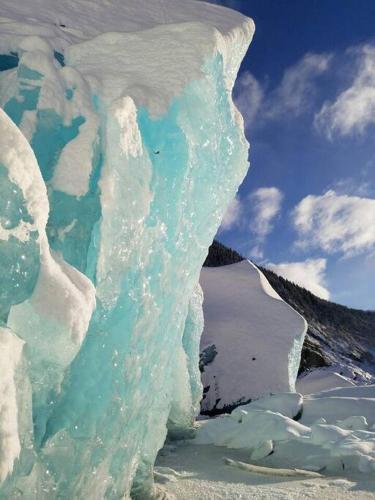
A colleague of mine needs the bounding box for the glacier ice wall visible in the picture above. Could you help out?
[168,283,204,438]
[0,1,254,497]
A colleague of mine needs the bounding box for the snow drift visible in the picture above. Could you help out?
[196,386,375,475]
[0,0,254,497]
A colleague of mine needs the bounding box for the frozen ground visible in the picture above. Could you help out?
[157,385,375,498]
[155,442,375,499]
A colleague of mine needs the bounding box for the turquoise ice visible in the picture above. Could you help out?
[0,3,253,496]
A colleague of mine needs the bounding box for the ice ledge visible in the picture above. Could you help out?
[0,1,254,115]
[0,0,252,43]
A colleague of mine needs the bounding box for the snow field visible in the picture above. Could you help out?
[195,387,375,475]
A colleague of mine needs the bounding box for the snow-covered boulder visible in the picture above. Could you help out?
[200,260,307,413]
[195,386,375,475]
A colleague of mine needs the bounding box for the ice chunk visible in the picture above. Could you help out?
[238,392,303,419]
[250,440,274,460]
[337,416,368,431]
[0,103,95,452]
[168,283,205,437]
[0,327,28,482]
[183,284,205,416]
[302,396,375,427]
[195,407,310,449]
[1,42,102,275]
[200,261,307,413]
[168,346,196,438]
[197,387,375,475]
[310,424,351,445]
[0,108,48,318]
[0,0,254,497]
[8,241,96,443]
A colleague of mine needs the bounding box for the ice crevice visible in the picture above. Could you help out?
[0,1,254,497]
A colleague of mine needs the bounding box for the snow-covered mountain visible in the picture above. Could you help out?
[262,266,375,384]
[200,241,375,412]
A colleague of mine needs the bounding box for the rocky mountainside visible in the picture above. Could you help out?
[203,241,375,385]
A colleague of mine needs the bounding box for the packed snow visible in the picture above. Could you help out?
[195,387,375,475]
[156,441,375,499]
[0,0,254,497]
[297,369,356,395]
[200,260,307,413]
[0,0,254,116]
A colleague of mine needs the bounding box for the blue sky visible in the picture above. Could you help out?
[209,0,375,310]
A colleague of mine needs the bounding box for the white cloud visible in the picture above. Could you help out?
[249,187,283,240]
[266,53,332,119]
[249,245,264,260]
[219,196,242,232]
[315,45,375,138]
[233,52,331,130]
[293,190,375,257]
[268,258,330,300]
[332,178,373,197]
[218,188,283,258]
[234,71,264,129]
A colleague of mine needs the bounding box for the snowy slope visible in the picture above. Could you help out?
[0,0,253,115]
[296,369,355,395]
[200,260,307,413]
[262,266,375,384]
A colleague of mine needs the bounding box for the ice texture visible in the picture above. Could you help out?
[0,326,28,483]
[0,0,253,497]
[168,284,204,437]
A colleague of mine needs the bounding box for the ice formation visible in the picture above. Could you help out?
[0,0,254,497]
[296,369,356,395]
[200,260,307,413]
[196,386,375,475]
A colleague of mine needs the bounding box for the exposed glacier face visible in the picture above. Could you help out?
[0,1,253,497]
